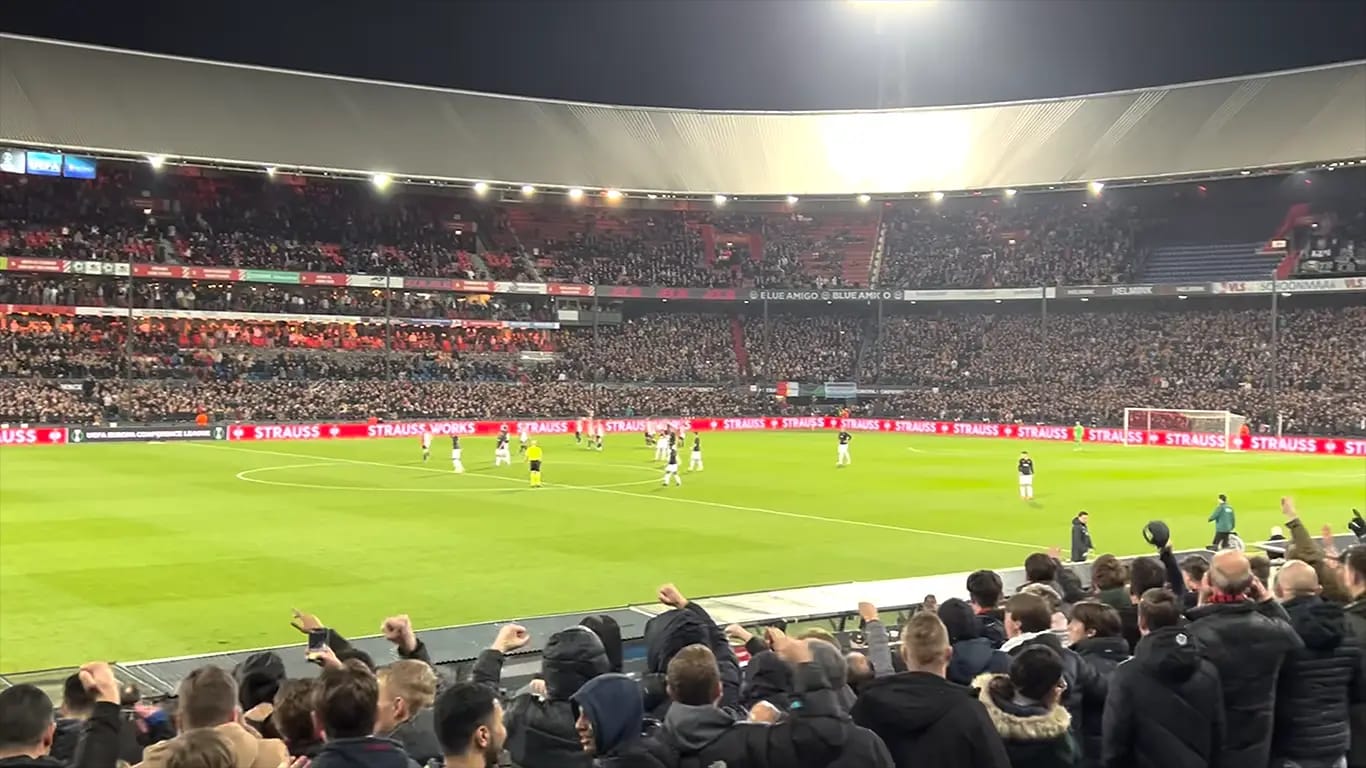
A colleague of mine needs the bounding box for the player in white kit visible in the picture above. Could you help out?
[421,432,432,462]
[450,435,464,473]
[594,422,605,451]
[518,427,530,458]
[654,430,670,461]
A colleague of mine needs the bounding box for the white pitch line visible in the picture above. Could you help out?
[192,442,1046,550]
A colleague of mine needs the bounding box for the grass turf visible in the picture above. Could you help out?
[1,431,1363,671]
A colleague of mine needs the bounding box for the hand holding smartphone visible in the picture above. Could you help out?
[306,628,329,663]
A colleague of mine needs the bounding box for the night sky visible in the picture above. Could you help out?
[3,0,1364,110]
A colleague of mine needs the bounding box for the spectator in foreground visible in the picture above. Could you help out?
[968,570,1008,648]
[471,622,606,768]
[852,612,1010,768]
[1186,549,1303,768]
[159,730,234,768]
[0,663,125,768]
[1065,602,1128,768]
[271,680,323,759]
[137,666,288,768]
[1002,593,1103,760]
[52,673,143,766]
[375,661,441,766]
[569,673,664,768]
[1271,560,1362,767]
[434,683,505,768]
[976,646,1078,768]
[1179,556,1209,611]
[1101,588,1224,768]
[937,598,1009,686]
[1341,546,1366,766]
[310,662,416,768]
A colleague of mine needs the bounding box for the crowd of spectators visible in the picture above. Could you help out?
[744,314,863,383]
[879,199,1139,289]
[556,314,737,384]
[13,496,1366,768]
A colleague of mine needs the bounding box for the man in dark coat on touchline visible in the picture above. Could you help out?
[1270,561,1363,767]
[1185,550,1302,768]
[853,612,1010,768]
[1071,512,1093,563]
[1102,588,1224,768]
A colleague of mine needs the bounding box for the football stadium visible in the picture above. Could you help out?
[1,5,1365,768]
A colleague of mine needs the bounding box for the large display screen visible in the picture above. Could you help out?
[62,155,96,179]
[0,148,25,174]
[25,151,63,176]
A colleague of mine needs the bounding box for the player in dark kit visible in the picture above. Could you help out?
[494,428,512,466]
[450,435,464,474]
[662,444,682,486]
[836,430,852,466]
[688,434,703,471]
[1017,451,1035,500]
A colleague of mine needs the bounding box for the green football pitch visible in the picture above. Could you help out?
[1,431,1362,671]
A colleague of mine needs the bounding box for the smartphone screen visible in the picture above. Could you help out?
[306,628,328,661]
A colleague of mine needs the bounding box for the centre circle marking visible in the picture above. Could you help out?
[235,460,665,493]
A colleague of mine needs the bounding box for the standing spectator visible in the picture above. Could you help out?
[1282,497,1352,604]
[976,646,1079,768]
[937,598,1010,686]
[0,686,61,768]
[375,661,441,766]
[310,662,416,768]
[137,667,288,768]
[1003,593,1104,761]
[271,681,323,759]
[51,674,143,766]
[968,570,1009,648]
[1340,546,1366,767]
[1102,588,1224,768]
[852,612,1010,768]
[159,731,235,768]
[1186,550,1303,768]
[570,674,665,768]
[471,623,606,768]
[434,683,506,768]
[1071,513,1092,563]
[1270,561,1363,767]
[1178,557,1209,612]
[1065,602,1129,768]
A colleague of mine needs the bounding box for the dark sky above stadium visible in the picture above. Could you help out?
[4,0,1364,110]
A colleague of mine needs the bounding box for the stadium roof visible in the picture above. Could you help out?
[1,34,1363,196]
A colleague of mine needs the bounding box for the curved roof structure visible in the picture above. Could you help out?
[1,34,1363,196]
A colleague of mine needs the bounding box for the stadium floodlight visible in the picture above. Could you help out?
[371,173,392,190]
[1004,188,1017,198]
[857,194,872,205]
[1089,181,1105,195]
[264,166,277,177]
[568,187,585,200]
[147,155,167,170]
[714,194,728,206]
[605,189,623,201]
[521,184,536,196]
[473,182,490,195]
[930,191,945,202]
[786,195,799,205]
[1123,408,1247,451]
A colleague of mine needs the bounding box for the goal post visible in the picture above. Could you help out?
[1123,408,1247,451]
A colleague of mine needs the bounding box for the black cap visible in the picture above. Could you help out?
[1144,520,1171,549]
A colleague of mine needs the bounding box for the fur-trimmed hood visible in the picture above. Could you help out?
[972,673,1071,741]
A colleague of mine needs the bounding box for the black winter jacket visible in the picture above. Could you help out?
[20,703,124,768]
[310,737,418,768]
[640,602,741,719]
[1100,626,1224,768]
[377,708,441,767]
[947,638,1010,686]
[1071,636,1129,768]
[1007,632,1105,757]
[643,663,889,768]
[975,674,1079,768]
[471,625,610,768]
[851,671,1011,768]
[1272,596,1364,764]
[1344,597,1366,768]
[1185,598,1303,768]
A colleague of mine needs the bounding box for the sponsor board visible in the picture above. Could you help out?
[3,257,65,273]
[0,427,67,445]
[68,426,225,443]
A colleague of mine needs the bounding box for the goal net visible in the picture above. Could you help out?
[1123,408,1247,451]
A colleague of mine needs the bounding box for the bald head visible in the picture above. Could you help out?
[1276,560,1321,599]
[1209,550,1254,597]
[845,652,874,690]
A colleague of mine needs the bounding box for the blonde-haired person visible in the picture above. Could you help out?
[375,661,440,766]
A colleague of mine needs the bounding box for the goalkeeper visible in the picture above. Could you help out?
[1073,421,1084,449]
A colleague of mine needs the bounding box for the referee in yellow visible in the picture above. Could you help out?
[526,440,544,487]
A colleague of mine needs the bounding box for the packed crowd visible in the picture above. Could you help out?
[13,497,1365,768]
[3,300,1364,434]
[879,199,1139,289]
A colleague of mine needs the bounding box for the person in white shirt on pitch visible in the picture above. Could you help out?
[450,435,465,473]
[421,432,432,462]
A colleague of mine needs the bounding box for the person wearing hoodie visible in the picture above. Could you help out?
[1065,602,1129,768]
[233,652,285,738]
[853,612,1010,768]
[639,584,741,719]
[643,631,873,768]
[1102,588,1223,768]
[976,646,1078,768]
[137,667,289,768]
[309,663,419,768]
[51,674,144,766]
[1270,561,1363,767]
[571,674,666,768]
[1185,549,1303,768]
[739,651,793,716]
[938,598,1010,686]
[580,615,624,674]
[470,622,608,768]
[375,661,442,766]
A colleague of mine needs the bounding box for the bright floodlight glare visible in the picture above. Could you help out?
[371,173,392,190]
[1089,181,1105,194]
[568,187,585,200]
[930,191,945,202]
[605,189,623,200]
[264,166,277,177]
[786,195,799,205]
[1004,188,1017,198]
[147,155,167,169]
[473,182,490,195]
[857,194,872,204]
[848,0,936,8]
[647,193,658,199]
[714,194,728,206]
[521,184,536,196]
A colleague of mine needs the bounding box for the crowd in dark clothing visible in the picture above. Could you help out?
[11,498,1364,768]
